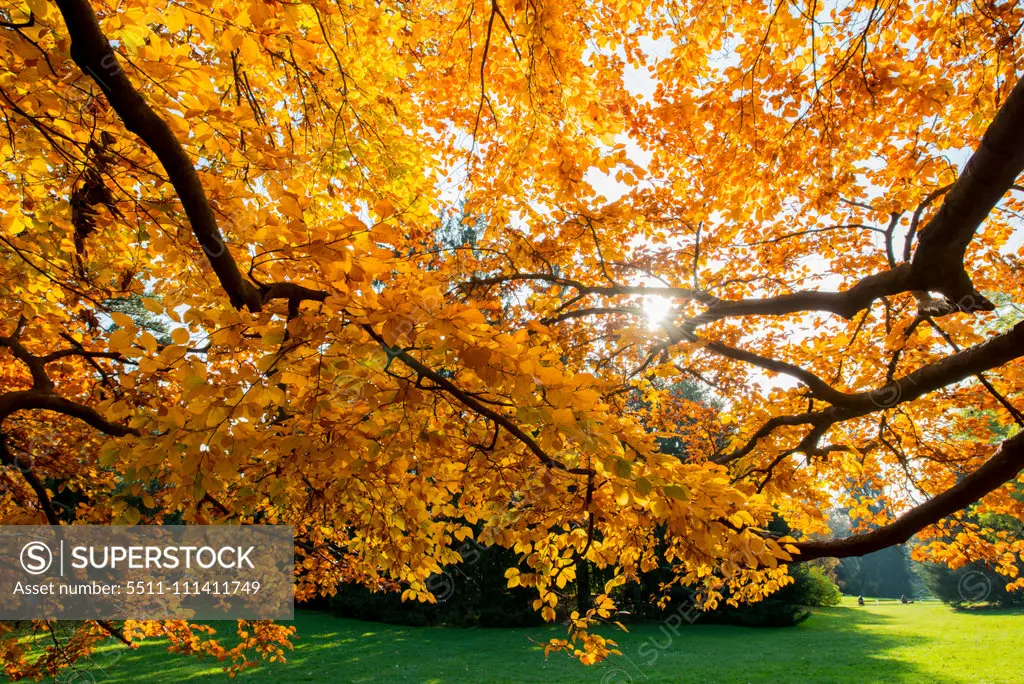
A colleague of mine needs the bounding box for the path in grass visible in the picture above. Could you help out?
[72,598,1021,683]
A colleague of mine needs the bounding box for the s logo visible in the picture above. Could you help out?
[20,541,53,575]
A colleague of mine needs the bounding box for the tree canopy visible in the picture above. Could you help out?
[2,0,1023,675]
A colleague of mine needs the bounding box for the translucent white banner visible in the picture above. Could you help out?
[0,525,293,619]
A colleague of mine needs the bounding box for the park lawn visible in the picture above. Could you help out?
[63,598,1023,683]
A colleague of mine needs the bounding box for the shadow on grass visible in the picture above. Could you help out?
[66,606,960,683]
[594,606,931,683]
[950,605,1024,616]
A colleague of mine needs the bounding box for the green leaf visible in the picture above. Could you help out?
[615,458,632,478]
[664,484,690,501]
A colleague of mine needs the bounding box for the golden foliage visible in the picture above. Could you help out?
[1,0,1023,675]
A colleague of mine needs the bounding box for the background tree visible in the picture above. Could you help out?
[828,506,922,599]
[918,486,1024,608]
[1,0,1024,676]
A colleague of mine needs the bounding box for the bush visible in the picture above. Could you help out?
[612,558,841,628]
[796,565,843,607]
[329,540,543,628]
[704,563,840,627]
[709,600,812,627]
[919,562,1024,609]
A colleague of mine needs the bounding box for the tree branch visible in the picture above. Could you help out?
[908,76,1024,304]
[54,0,260,311]
[0,390,140,436]
[360,324,592,476]
[699,339,849,405]
[714,320,1024,464]
[792,430,1024,561]
[0,11,34,29]
[464,273,715,303]
[903,184,952,262]
[0,433,62,524]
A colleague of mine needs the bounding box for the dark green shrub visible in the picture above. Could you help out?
[919,561,1024,609]
[329,540,542,627]
[795,565,843,607]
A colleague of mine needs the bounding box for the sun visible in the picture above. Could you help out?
[642,295,673,327]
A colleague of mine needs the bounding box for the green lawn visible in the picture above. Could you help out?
[59,598,1023,683]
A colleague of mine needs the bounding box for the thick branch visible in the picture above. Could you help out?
[792,430,1024,561]
[260,282,328,306]
[0,11,34,29]
[1,321,53,391]
[835,320,1024,413]
[909,76,1024,300]
[54,0,334,315]
[696,266,913,323]
[714,320,1024,463]
[699,339,849,405]
[42,348,129,363]
[903,184,951,262]
[541,306,645,325]
[0,390,139,436]
[925,318,1024,426]
[54,0,261,311]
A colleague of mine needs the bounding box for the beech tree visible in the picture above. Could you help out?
[2,0,1023,675]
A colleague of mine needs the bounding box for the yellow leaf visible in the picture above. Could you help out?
[342,215,365,230]
[240,35,261,63]
[164,8,185,33]
[142,298,164,314]
[139,331,159,354]
[373,198,396,218]
[551,408,575,426]
[279,193,303,218]
[108,328,136,352]
[615,487,630,506]
[110,312,135,329]
[25,0,53,21]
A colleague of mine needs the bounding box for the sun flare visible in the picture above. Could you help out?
[642,295,673,327]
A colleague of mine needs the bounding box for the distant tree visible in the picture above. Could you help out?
[103,295,173,345]
[828,491,924,599]
[834,547,920,599]
[919,491,1024,608]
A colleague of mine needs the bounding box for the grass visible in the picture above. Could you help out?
[57,597,1024,683]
